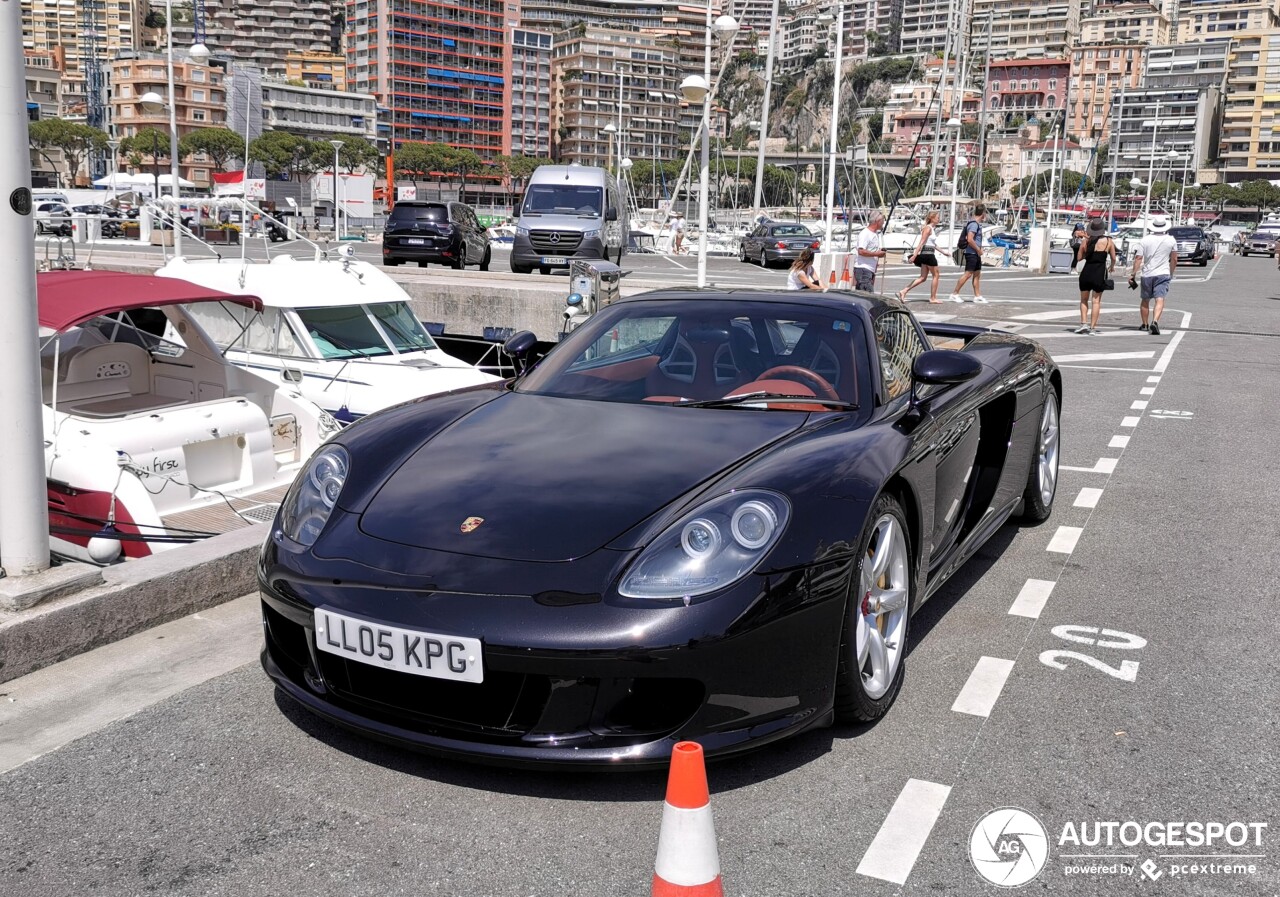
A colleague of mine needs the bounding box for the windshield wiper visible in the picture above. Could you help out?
[673,392,858,410]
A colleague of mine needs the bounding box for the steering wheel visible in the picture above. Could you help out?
[755,365,840,401]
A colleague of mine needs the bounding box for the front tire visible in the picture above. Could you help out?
[835,494,914,723]
[1020,387,1060,522]
[479,245,491,271]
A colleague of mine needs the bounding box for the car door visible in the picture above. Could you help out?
[874,311,981,567]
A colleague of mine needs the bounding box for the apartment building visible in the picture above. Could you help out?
[985,58,1070,123]
[845,0,904,58]
[261,80,381,145]
[1176,0,1280,41]
[512,29,553,158]
[346,0,510,162]
[520,0,723,74]
[972,0,1084,59]
[106,54,228,189]
[285,52,348,92]
[21,0,140,122]
[1067,44,1145,142]
[898,0,953,56]
[26,54,65,187]
[552,26,680,169]
[882,81,980,155]
[1078,1,1172,45]
[1143,41,1231,88]
[1219,29,1280,180]
[1109,85,1222,184]
[167,0,338,78]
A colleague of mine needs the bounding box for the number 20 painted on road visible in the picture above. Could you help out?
[1039,625,1147,682]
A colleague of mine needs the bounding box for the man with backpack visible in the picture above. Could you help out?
[949,204,988,303]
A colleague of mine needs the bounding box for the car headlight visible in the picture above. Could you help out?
[516,225,530,237]
[618,490,789,601]
[583,228,602,241]
[279,445,349,547]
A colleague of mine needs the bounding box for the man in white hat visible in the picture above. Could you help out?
[1130,215,1177,335]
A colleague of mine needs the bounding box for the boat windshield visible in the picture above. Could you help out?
[296,303,437,359]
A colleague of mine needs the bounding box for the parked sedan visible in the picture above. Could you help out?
[1169,227,1214,266]
[258,288,1061,767]
[34,201,72,236]
[740,222,821,267]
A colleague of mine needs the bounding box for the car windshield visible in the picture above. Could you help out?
[522,185,603,217]
[1169,228,1203,239]
[516,298,862,408]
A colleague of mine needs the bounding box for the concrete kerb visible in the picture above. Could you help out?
[0,525,265,685]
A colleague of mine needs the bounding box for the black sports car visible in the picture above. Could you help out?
[259,290,1061,767]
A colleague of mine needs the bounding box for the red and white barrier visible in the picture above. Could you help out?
[652,741,723,897]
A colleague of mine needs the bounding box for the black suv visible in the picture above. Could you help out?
[382,201,491,270]
[1169,227,1214,266]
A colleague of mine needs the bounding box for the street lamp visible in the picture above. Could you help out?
[137,8,209,258]
[751,0,781,223]
[106,137,120,199]
[329,139,343,239]
[818,4,845,250]
[603,122,617,175]
[946,116,963,242]
[681,11,739,288]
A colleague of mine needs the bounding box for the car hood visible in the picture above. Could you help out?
[358,393,803,561]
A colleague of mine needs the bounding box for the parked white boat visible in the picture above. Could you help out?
[40,270,341,564]
[157,254,498,423]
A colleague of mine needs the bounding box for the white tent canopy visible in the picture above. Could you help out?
[92,171,196,192]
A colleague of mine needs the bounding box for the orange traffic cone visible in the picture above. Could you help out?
[652,742,722,896]
[828,261,838,287]
[839,258,852,288]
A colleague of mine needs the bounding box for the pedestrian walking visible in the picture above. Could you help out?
[949,204,988,303]
[787,247,823,290]
[898,211,942,303]
[854,211,887,292]
[1130,215,1177,335]
[669,212,686,254]
[1073,217,1116,334]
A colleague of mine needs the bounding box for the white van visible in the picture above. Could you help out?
[511,165,625,274]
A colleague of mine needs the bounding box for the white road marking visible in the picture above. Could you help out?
[1152,314,1192,373]
[1131,400,1149,410]
[1109,435,1130,448]
[1009,579,1056,619]
[1047,526,1084,554]
[1012,309,1129,321]
[952,657,1016,717]
[1147,376,1161,383]
[1060,457,1118,474]
[1121,416,1140,427]
[855,779,952,885]
[1074,487,1104,509]
[1052,351,1155,363]
[1140,386,1156,395]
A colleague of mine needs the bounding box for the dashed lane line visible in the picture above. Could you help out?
[1109,435,1130,448]
[1047,526,1084,554]
[1060,458,1119,474]
[1074,488,1104,509]
[1121,416,1140,427]
[951,657,1017,718]
[855,779,953,885]
[1132,400,1149,410]
[1008,579,1057,619]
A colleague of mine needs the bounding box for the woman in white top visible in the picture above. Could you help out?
[897,211,942,303]
[787,248,823,290]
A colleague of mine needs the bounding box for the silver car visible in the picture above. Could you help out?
[739,222,821,268]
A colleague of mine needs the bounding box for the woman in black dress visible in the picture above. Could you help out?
[1074,218,1116,334]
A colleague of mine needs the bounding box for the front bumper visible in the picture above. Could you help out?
[258,526,847,768]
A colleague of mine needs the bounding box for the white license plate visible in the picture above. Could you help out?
[314,607,484,683]
[540,256,568,266]
[404,238,425,245]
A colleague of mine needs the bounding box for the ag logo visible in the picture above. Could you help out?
[459,516,484,533]
[969,807,1049,888]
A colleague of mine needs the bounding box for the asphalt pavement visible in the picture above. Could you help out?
[2,252,1277,896]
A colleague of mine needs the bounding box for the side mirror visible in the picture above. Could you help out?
[503,330,537,358]
[605,207,618,221]
[909,350,982,409]
[911,349,983,386]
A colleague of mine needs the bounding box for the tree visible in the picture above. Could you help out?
[120,127,172,175]
[328,136,381,174]
[28,119,109,187]
[179,127,244,172]
[248,130,322,182]
[390,142,435,186]
[904,167,930,198]
[1205,182,1240,212]
[1236,178,1280,216]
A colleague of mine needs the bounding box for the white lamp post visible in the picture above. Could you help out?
[139,9,209,258]
[946,117,962,242]
[106,137,120,199]
[820,4,845,250]
[682,12,739,288]
[329,139,343,239]
[751,0,780,222]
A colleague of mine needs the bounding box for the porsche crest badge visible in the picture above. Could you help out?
[460,516,484,533]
